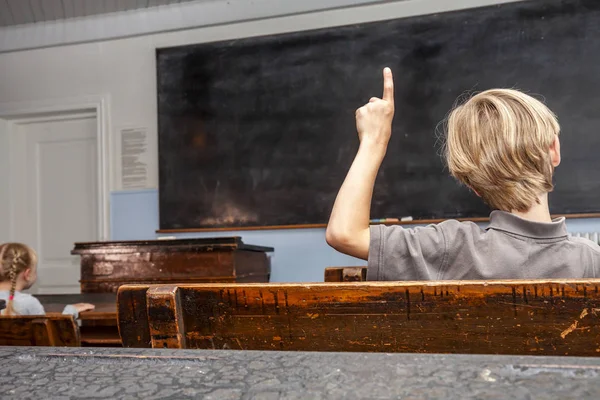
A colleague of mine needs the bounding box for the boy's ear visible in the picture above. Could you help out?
[550,135,561,167]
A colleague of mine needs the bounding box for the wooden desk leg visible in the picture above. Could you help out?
[146,285,186,349]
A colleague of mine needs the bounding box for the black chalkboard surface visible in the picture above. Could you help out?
[157,0,600,230]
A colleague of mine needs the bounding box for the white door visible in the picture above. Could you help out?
[10,114,98,294]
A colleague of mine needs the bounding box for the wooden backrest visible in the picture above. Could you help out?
[117,280,600,356]
[0,313,80,346]
[117,285,152,347]
[324,267,367,282]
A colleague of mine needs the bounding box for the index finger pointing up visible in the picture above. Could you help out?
[382,67,394,103]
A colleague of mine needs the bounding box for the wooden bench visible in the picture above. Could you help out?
[117,285,152,347]
[324,267,367,282]
[117,280,600,356]
[38,293,120,347]
[0,314,80,346]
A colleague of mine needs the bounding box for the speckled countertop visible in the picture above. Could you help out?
[0,346,599,399]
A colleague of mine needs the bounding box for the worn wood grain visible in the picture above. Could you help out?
[324,267,367,282]
[147,286,186,349]
[0,314,80,347]
[38,293,119,346]
[122,280,600,355]
[117,285,151,348]
[31,319,54,346]
[73,238,272,293]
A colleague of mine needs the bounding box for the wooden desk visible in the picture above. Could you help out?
[1,347,599,399]
[72,237,273,292]
[37,293,119,347]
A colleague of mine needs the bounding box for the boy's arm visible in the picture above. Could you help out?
[326,68,395,260]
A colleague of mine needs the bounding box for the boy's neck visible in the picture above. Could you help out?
[510,193,553,223]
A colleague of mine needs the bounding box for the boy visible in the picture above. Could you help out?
[326,68,600,280]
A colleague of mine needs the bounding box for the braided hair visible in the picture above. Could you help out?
[0,243,37,315]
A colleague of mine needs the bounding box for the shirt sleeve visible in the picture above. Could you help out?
[585,246,599,278]
[367,223,448,281]
[27,297,46,315]
[62,305,79,319]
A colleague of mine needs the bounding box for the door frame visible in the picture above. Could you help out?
[0,95,111,241]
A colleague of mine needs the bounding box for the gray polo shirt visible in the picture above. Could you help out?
[368,210,600,280]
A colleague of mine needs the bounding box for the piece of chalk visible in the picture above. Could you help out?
[400,216,413,222]
[371,218,400,223]
[157,236,177,240]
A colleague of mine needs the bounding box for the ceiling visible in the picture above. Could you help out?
[0,0,201,27]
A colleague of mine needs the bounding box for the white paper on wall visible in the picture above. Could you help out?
[120,127,150,189]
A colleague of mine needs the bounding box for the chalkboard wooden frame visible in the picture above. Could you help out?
[155,213,600,233]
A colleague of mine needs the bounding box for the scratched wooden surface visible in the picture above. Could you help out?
[73,238,272,293]
[118,280,600,355]
[0,314,80,347]
[117,285,151,348]
[324,267,367,282]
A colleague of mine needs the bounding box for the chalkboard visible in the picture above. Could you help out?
[157,0,600,230]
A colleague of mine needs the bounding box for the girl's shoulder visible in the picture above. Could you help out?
[0,290,35,300]
[0,291,45,315]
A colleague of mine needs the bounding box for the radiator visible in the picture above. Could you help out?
[571,232,600,245]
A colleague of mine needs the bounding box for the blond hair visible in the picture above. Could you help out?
[444,89,560,212]
[0,243,37,315]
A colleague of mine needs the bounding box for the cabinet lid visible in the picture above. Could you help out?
[72,237,274,254]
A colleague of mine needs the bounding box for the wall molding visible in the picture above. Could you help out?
[0,0,523,53]
[0,95,112,240]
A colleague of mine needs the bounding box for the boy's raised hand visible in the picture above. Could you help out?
[355,68,395,147]
[326,68,395,260]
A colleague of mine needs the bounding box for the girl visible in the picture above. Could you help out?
[0,242,94,317]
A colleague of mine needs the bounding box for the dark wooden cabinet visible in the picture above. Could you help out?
[72,237,273,293]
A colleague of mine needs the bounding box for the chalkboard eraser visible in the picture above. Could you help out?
[157,236,177,240]
[400,216,413,222]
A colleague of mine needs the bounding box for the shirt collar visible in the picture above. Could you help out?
[486,210,568,239]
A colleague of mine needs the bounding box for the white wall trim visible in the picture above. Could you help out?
[0,0,524,54]
[0,95,112,241]
[10,112,97,125]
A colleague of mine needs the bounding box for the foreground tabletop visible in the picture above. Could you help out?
[0,347,599,399]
